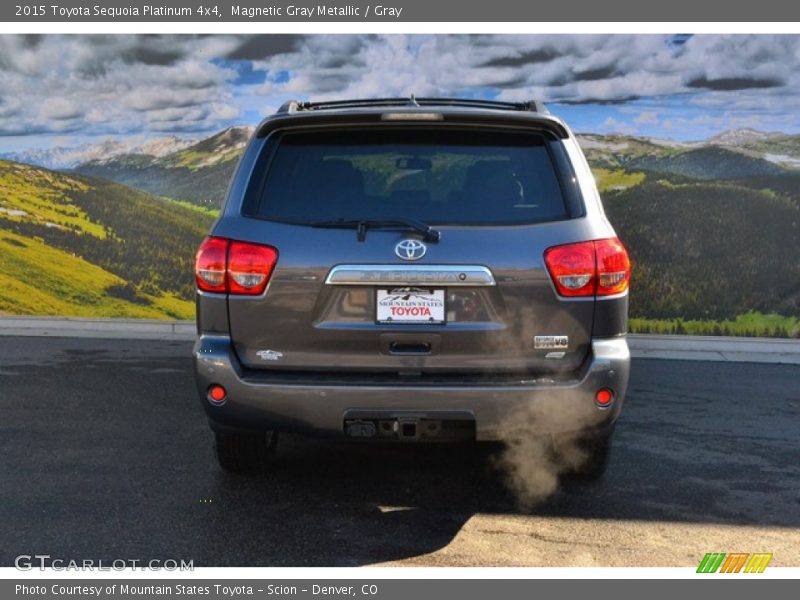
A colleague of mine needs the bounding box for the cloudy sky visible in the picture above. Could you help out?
[1,33,799,151]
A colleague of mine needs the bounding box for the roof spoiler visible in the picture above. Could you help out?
[277,96,549,115]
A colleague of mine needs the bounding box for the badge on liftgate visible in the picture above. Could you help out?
[534,335,569,350]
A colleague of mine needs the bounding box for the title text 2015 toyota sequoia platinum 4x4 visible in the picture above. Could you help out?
[193,97,631,479]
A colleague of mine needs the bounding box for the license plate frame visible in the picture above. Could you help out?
[376,288,446,324]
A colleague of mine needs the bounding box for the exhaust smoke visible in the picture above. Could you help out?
[491,386,607,509]
[476,301,614,508]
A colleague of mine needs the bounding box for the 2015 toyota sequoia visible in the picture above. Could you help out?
[193,97,631,478]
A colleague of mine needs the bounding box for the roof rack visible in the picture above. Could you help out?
[277,96,549,115]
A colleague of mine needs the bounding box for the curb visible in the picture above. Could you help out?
[1,316,798,364]
[628,334,800,365]
[0,315,195,340]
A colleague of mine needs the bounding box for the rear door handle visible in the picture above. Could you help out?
[388,342,432,355]
[380,333,441,355]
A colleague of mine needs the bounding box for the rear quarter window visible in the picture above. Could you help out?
[244,128,578,225]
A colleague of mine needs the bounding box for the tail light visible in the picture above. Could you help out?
[595,237,631,295]
[195,237,228,293]
[228,241,278,295]
[544,238,630,297]
[543,240,596,297]
[195,237,278,296]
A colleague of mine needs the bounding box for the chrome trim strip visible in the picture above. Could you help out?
[325,265,496,286]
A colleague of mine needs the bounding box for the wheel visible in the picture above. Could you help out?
[557,426,614,481]
[214,431,278,474]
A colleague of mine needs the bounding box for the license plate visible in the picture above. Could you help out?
[376,288,445,324]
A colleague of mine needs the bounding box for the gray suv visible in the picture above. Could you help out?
[193,97,631,478]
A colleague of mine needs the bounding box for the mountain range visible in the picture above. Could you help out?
[5,125,799,205]
[0,135,194,171]
[71,127,254,207]
[6,126,787,169]
[74,126,800,204]
[577,129,800,178]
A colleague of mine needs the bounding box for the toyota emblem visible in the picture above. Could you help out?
[395,239,427,261]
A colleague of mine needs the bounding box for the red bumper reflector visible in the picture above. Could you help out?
[208,385,227,404]
[595,388,614,406]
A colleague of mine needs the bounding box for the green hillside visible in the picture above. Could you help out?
[580,132,794,179]
[592,168,646,192]
[76,158,237,209]
[624,146,786,180]
[0,160,214,319]
[580,133,800,336]
[604,179,800,321]
[578,134,677,169]
[729,173,800,207]
[0,230,189,318]
[737,134,800,161]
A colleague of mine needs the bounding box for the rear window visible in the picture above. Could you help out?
[247,128,572,225]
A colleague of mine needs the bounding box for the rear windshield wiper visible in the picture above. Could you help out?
[310,218,441,242]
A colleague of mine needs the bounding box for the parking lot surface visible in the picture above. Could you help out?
[1,337,798,566]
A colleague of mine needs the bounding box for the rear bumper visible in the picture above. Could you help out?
[193,336,630,441]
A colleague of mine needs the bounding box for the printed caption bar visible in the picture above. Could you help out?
[4,0,800,22]
[5,580,798,599]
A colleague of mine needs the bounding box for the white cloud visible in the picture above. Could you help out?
[244,34,800,112]
[601,117,638,135]
[634,111,659,125]
[0,35,241,137]
[1,34,800,142]
[39,98,83,121]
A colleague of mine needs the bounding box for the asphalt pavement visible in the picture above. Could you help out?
[1,337,798,567]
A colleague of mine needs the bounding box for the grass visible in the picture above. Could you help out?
[169,147,240,170]
[629,312,800,338]
[592,168,646,192]
[161,196,220,217]
[0,161,106,238]
[170,149,211,170]
[0,230,194,319]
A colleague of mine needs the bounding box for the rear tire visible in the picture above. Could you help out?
[214,431,278,475]
[574,432,612,480]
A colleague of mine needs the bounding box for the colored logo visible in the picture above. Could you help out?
[697,552,772,573]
